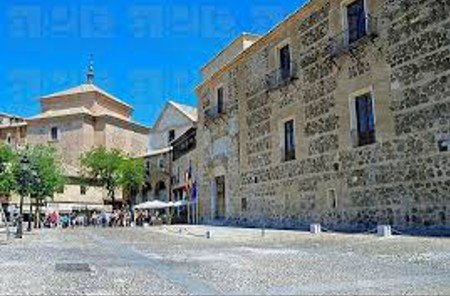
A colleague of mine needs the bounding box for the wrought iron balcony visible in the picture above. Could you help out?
[329,14,378,58]
[266,62,298,90]
[204,106,226,122]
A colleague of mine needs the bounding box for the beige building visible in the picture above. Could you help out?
[0,113,27,150]
[7,66,150,212]
[196,0,450,231]
[136,101,197,207]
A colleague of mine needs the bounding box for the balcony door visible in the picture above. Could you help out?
[279,45,291,80]
[347,0,366,44]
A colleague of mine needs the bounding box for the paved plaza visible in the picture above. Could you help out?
[1,226,450,295]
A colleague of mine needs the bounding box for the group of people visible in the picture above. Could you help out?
[43,208,170,229]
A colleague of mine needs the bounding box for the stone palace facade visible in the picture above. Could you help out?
[196,0,450,231]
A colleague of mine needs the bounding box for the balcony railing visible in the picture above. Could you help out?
[204,106,226,122]
[266,62,298,90]
[329,14,378,58]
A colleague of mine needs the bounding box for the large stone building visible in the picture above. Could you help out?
[196,0,450,231]
[5,66,150,212]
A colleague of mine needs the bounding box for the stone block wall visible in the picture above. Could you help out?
[197,0,450,232]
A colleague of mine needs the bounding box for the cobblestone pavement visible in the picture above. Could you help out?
[1,226,450,295]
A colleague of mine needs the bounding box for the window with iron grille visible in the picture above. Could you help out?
[284,120,295,161]
[355,93,376,147]
[347,0,367,44]
[80,185,87,195]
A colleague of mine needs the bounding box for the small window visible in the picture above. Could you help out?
[56,185,64,194]
[145,161,151,176]
[438,139,450,152]
[158,159,165,169]
[168,129,175,143]
[50,127,59,141]
[354,93,376,147]
[80,185,87,195]
[347,0,367,44]
[328,188,337,209]
[217,87,224,114]
[241,197,247,212]
[284,120,296,161]
[6,134,12,145]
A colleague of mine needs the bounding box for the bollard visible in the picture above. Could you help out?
[310,223,321,234]
[377,225,392,237]
[206,230,212,239]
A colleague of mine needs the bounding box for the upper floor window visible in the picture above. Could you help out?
[50,127,59,141]
[347,0,366,44]
[80,185,87,195]
[284,119,296,162]
[354,93,376,147]
[279,44,291,80]
[158,158,165,170]
[217,87,224,114]
[168,129,175,143]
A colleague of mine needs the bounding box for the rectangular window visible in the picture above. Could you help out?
[328,189,338,209]
[284,120,296,161]
[354,93,376,147]
[50,127,59,141]
[168,129,175,143]
[347,0,367,44]
[56,185,64,194]
[217,87,224,114]
[438,139,450,152]
[241,198,247,212]
[80,185,87,195]
[279,44,291,80]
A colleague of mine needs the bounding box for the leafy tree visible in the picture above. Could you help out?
[0,144,17,197]
[13,145,64,228]
[81,147,145,209]
[120,157,145,207]
[26,145,65,217]
[81,147,125,209]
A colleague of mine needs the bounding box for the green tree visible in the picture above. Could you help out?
[26,145,65,224]
[81,147,125,209]
[0,144,17,196]
[13,145,64,229]
[120,157,145,207]
[81,147,145,209]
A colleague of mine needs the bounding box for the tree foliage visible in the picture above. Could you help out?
[120,157,145,204]
[8,145,65,200]
[0,144,17,195]
[81,147,144,208]
[25,145,65,200]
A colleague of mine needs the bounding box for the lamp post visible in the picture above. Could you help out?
[16,155,30,239]
[27,171,40,232]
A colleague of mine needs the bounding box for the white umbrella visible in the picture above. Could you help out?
[135,200,170,210]
[170,200,188,207]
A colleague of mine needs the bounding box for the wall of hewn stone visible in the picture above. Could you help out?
[197,0,450,232]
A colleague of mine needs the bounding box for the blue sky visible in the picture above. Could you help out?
[0,0,304,126]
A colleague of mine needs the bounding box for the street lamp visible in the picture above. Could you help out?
[27,170,40,232]
[16,155,30,239]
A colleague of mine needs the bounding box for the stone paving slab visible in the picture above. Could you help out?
[0,226,449,295]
